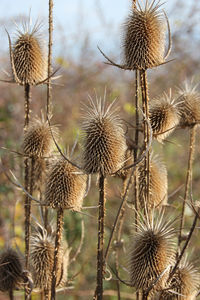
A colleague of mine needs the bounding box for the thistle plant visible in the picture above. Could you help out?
[82,95,127,299]
[129,213,176,298]
[30,223,69,299]
[177,82,200,249]
[45,156,87,299]
[149,92,180,143]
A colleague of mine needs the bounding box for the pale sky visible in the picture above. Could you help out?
[0,0,194,61]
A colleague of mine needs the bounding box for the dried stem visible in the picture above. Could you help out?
[115,178,128,300]
[168,208,199,283]
[140,70,150,216]
[9,289,14,300]
[134,70,139,228]
[96,174,106,300]
[45,0,54,230]
[51,208,64,300]
[24,84,31,300]
[104,168,135,263]
[178,125,196,249]
[47,0,53,117]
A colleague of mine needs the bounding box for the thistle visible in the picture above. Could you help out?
[30,224,69,291]
[0,248,23,292]
[177,82,200,128]
[45,157,87,211]
[129,213,176,294]
[159,260,199,299]
[138,154,168,209]
[44,156,86,299]
[82,96,127,175]
[123,0,168,70]
[9,21,47,86]
[149,92,180,143]
[23,116,56,158]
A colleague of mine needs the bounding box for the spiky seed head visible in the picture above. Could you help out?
[123,0,167,70]
[30,224,69,289]
[138,154,168,209]
[149,93,180,143]
[45,157,87,210]
[0,248,23,291]
[12,22,47,85]
[129,213,175,292]
[82,96,127,175]
[177,82,200,128]
[158,261,200,299]
[23,117,57,158]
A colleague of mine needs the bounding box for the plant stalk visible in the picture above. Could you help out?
[96,174,106,300]
[140,70,150,216]
[51,208,64,300]
[178,125,196,249]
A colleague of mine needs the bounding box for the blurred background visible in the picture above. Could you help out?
[0,0,200,299]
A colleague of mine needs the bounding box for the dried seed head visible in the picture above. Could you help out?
[158,260,199,299]
[138,154,168,209]
[23,117,57,158]
[123,0,167,70]
[82,96,127,175]
[30,224,69,289]
[0,248,23,291]
[149,93,180,143]
[177,82,200,128]
[129,213,175,292]
[45,157,87,210]
[11,21,47,85]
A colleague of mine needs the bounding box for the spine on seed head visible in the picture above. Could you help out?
[30,223,69,290]
[123,0,167,70]
[138,153,168,209]
[129,212,176,294]
[0,248,24,292]
[82,96,127,175]
[11,21,47,85]
[45,157,87,210]
[149,92,180,143]
[177,81,200,128]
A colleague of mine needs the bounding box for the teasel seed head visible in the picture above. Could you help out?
[177,82,200,128]
[158,260,199,299]
[30,223,69,289]
[138,153,168,209]
[10,21,47,85]
[0,248,23,291]
[23,117,57,158]
[149,92,180,143]
[45,157,87,210]
[123,0,167,70]
[129,213,176,292]
[82,96,127,175]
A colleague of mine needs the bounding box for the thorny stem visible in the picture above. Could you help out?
[24,83,31,300]
[178,125,196,249]
[24,84,31,130]
[134,70,139,228]
[134,70,140,300]
[96,174,106,300]
[115,178,129,300]
[51,208,64,300]
[104,167,135,264]
[47,0,53,117]
[140,70,150,217]
[168,208,199,283]
[45,0,54,230]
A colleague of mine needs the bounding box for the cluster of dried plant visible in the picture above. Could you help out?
[0,0,200,300]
